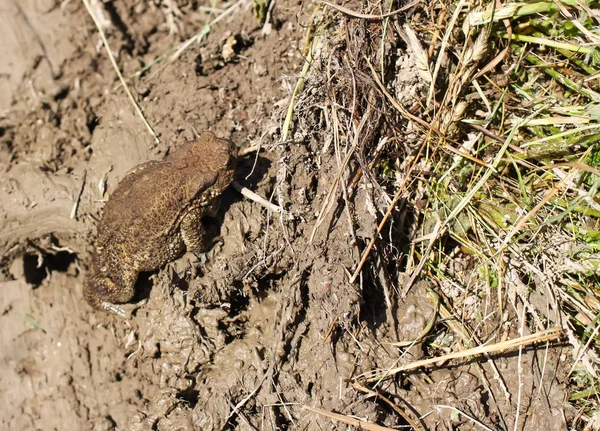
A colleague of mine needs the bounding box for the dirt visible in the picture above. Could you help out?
[0,1,575,430]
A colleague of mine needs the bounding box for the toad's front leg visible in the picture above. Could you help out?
[179,206,215,255]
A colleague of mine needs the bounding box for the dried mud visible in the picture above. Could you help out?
[1,1,573,430]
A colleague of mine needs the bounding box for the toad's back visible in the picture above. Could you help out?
[96,161,216,266]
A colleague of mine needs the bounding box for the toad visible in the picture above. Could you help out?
[84,131,237,315]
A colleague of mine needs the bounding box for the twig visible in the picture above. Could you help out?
[70,169,87,220]
[238,144,262,157]
[349,151,423,284]
[321,315,339,345]
[514,306,526,431]
[434,405,494,431]
[303,405,398,431]
[356,326,562,383]
[352,382,425,431]
[224,374,267,428]
[232,182,287,216]
[81,0,159,144]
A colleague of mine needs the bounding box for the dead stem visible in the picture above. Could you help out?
[81,0,159,144]
[352,382,425,431]
[358,327,562,383]
[302,405,398,431]
[232,182,287,216]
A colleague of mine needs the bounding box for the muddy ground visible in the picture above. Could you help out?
[0,1,575,430]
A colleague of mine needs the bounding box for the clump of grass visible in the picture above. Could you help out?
[284,0,600,426]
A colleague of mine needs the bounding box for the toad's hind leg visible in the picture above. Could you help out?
[180,205,215,254]
[84,259,138,316]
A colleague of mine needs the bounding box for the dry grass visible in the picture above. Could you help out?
[284,0,600,427]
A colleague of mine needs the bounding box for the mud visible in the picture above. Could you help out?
[0,1,573,430]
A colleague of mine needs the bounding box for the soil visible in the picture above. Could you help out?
[0,1,574,430]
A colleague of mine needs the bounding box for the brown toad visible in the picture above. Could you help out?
[84,131,237,315]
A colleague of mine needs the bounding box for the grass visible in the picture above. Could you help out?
[287,0,600,426]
